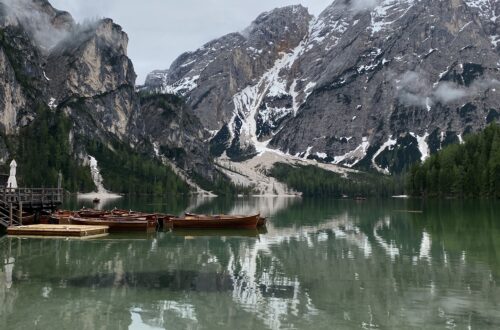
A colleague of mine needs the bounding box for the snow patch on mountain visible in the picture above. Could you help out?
[465,0,499,21]
[78,156,122,200]
[333,137,370,167]
[370,0,416,34]
[162,75,200,96]
[372,136,398,174]
[232,41,309,153]
[410,132,430,161]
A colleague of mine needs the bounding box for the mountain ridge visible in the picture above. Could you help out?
[2,0,500,195]
[144,0,500,175]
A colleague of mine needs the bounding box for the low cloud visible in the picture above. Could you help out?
[432,82,468,103]
[394,69,500,108]
[1,0,74,50]
[350,0,379,13]
[395,70,432,108]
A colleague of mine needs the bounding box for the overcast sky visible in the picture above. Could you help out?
[49,0,331,84]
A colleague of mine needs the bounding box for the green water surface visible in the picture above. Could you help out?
[1,197,500,329]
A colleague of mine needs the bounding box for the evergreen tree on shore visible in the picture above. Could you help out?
[407,124,500,197]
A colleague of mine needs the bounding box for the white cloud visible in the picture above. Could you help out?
[395,70,432,107]
[432,82,468,103]
[2,0,73,49]
[350,0,379,13]
[395,69,499,107]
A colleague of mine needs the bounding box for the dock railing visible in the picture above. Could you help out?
[0,188,63,206]
[0,188,63,228]
[0,199,21,228]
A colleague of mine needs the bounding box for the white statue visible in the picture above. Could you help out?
[7,159,17,189]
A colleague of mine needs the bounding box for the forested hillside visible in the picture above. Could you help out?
[407,124,500,198]
[270,163,405,197]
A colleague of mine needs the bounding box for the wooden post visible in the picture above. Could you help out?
[9,203,12,227]
[18,201,22,226]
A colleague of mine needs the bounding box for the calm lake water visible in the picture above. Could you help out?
[1,197,500,329]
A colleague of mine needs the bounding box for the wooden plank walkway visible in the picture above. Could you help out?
[7,224,109,238]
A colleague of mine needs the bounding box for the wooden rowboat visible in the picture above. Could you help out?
[185,212,267,227]
[172,214,259,229]
[78,209,111,218]
[69,216,157,232]
[18,212,35,225]
[50,210,74,224]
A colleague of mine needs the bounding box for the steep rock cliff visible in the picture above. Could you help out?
[0,0,213,189]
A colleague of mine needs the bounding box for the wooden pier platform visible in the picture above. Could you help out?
[7,224,109,238]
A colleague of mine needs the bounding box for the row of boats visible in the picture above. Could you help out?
[50,209,267,232]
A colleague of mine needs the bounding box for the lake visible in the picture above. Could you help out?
[1,197,500,329]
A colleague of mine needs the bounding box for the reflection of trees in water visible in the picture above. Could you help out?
[1,199,500,329]
[265,199,500,329]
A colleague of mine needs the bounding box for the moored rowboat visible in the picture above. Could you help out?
[185,213,267,227]
[172,214,259,229]
[69,216,157,232]
[50,210,74,224]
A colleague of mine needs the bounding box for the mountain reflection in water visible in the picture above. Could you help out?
[64,270,234,292]
[1,197,500,329]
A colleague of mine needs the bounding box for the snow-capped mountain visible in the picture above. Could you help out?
[144,0,500,174]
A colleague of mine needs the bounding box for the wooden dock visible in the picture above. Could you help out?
[7,224,109,238]
[0,187,64,228]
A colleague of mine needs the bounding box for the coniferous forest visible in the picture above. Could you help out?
[3,106,95,192]
[270,163,405,197]
[407,124,500,198]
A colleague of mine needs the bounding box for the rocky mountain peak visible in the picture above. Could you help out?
[242,5,312,48]
[142,0,500,175]
[93,18,129,55]
[142,5,313,132]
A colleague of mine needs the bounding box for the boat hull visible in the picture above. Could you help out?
[185,213,267,227]
[69,217,156,232]
[172,214,259,229]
